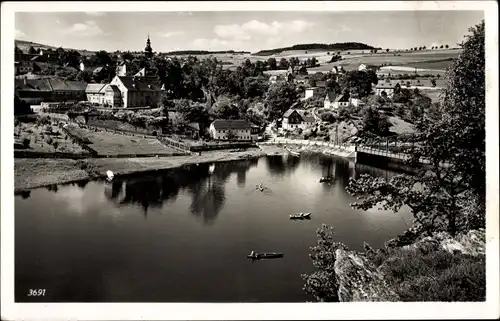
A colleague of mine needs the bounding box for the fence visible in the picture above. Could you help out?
[259,138,356,153]
[190,142,256,152]
[157,136,192,154]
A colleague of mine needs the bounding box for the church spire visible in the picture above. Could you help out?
[145,34,153,59]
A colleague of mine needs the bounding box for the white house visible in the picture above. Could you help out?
[358,63,367,71]
[349,97,365,107]
[375,80,401,97]
[324,91,337,109]
[79,61,85,72]
[305,87,318,99]
[324,91,350,110]
[282,109,315,131]
[109,75,164,108]
[209,119,255,141]
[85,83,107,105]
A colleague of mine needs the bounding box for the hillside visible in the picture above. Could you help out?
[253,42,379,56]
[165,50,251,56]
[15,39,96,56]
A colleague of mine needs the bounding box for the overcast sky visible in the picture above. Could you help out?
[15,10,484,53]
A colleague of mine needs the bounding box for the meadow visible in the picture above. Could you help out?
[65,127,178,156]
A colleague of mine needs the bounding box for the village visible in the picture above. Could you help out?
[14,34,449,172]
[7,6,490,312]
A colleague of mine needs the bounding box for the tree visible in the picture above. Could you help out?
[386,48,389,53]
[310,57,318,67]
[431,79,437,87]
[264,82,299,120]
[28,46,37,54]
[338,70,376,98]
[346,20,485,239]
[243,76,269,98]
[175,99,210,124]
[267,57,277,70]
[440,45,444,49]
[14,96,32,115]
[211,96,240,120]
[22,137,31,149]
[445,44,449,49]
[279,58,289,70]
[361,106,390,135]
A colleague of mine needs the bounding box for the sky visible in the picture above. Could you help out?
[15,10,484,53]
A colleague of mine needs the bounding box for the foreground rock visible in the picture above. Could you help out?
[317,228,486,302]
[334,249,399,301]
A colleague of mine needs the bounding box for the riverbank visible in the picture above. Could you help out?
[14,145,288,193]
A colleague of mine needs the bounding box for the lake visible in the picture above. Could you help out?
[15,154,413,302]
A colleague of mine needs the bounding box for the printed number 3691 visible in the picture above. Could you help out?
[27,289,46,296]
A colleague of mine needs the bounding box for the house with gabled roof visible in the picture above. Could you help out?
[86,83,107,104]
[109,75,164,108]
[375,80,401,97]
[15,78,87,104]
[324,90,350,110]
[324,90,337,109]
[208,119,255,141]
[282,108,315,131]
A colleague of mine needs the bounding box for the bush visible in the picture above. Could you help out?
[376,247,485,301]
[320,112,336,123]
[337,106,350,120]
[22,137,30,149]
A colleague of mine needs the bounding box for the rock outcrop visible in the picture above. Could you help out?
[334,249,400,301]
[332,228,485,302]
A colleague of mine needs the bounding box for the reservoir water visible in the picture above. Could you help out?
[15,154,413,302]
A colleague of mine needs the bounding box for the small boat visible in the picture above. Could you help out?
[106,170,114,182]
[247,251,284,259]
[319,176,333,183]
[289,212,312,220]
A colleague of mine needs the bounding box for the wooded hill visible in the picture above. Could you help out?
[253,42,380,56]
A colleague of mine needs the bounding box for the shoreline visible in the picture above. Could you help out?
[14,145,288,193]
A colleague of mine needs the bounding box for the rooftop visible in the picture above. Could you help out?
[211,119,252,130]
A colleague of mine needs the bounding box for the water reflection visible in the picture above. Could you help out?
[102,160,258,223]
[265,155,301,177]
[15,155,413,303]
[17,190,31,199]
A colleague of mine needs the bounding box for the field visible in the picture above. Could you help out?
[307,50,460,73]
[419,89,445,103]
[14,121,88,155]
[66,127,179,156]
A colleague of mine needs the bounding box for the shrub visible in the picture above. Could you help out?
[321,112,336,123]
[376,247,485,301]
[22,137,30,149]
[45,137,53,145]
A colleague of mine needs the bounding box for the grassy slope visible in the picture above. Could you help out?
[370,245,485,301]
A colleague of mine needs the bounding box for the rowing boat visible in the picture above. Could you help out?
[289,212,312,219]
[247,251,284,259]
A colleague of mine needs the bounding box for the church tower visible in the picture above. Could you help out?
[145,35,153,60]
